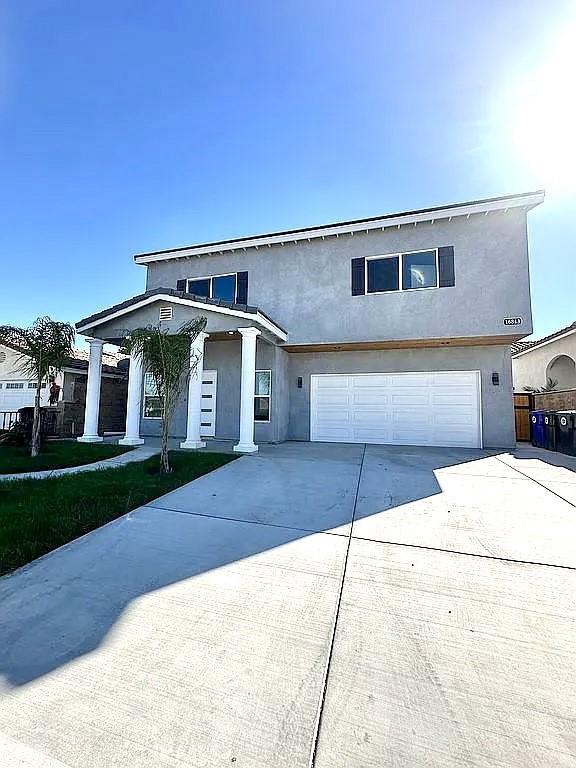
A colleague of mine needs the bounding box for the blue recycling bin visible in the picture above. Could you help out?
[530,410,546,448]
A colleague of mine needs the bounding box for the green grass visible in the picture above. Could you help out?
[0,441,133,474]
[0,451,236,576]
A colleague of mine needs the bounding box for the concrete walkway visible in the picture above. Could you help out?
[0,437,235,482]
[0,442,157,482]
[1,442,575,767]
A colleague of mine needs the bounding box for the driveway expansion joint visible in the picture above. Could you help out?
[308,442,367,768]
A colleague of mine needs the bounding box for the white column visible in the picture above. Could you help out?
[77,338,104,443]
[180,332,209,449]
[118,352,145,446]
[234,327,261,454]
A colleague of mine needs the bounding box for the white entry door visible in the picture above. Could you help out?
[200,370,217,438]
[310,371,482,448]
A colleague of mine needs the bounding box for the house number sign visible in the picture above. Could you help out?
[503,317,523,326]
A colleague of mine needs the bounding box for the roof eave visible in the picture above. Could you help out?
[133,190,545,265]
[511,325,576,358]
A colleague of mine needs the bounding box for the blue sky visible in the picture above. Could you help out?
[1,1,575,341]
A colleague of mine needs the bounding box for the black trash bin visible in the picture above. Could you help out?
[555,411,576,456]
[543,411,557,451]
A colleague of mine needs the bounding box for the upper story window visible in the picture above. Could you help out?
[188,273,237,303]
[366,249,438,294]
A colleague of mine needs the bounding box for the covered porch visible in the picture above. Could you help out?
[75,289,288,454]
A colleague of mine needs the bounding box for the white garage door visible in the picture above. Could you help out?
[310,371,482,448]
[0,381,35,412]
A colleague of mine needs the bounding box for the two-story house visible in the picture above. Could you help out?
[75,190,544,452]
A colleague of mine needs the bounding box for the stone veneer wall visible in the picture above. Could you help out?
[533,389,576,411]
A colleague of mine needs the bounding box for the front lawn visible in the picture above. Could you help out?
[0,451,236,576]
[0,440,132,474]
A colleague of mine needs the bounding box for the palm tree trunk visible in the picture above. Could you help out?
[30,382,42,457]
[160,404,171,474]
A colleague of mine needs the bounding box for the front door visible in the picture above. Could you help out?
[200,370,217,438]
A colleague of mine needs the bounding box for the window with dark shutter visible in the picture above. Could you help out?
[438,246,455,287]
[236,271,248,304]
[176,279,186,292]
[351,258,366,296]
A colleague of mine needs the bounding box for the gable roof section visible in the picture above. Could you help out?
[134,190,545,264]
[75,287,288,341]
[511,321,576,358]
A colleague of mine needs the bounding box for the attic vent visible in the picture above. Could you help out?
[159,306,173,322]
[0,351,5,364]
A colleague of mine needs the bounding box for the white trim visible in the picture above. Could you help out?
[254,369,272,423]
[365,248,439,294]
[76,293,288,342]
[511,326,576,358]
[133,192,545,264]
[309,370,483,449]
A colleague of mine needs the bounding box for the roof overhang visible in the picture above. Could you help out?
[511,325,576,358]
[133,190,545,265]
[76,293,288,342]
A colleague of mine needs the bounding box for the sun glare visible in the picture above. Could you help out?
[505,24,576,193]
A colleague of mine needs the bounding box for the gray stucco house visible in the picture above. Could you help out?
[75,190,544,452]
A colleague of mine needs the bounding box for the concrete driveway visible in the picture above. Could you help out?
[1,442,575,767]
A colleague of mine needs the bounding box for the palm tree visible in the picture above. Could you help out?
[0,317,75,457]
[122,317,207,474]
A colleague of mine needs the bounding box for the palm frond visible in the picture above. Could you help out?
[0,317,75,381]
[122,316,207,472]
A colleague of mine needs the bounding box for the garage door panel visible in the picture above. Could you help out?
[311,372,481,448]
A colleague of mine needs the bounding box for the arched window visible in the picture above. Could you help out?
[546,355,576,389]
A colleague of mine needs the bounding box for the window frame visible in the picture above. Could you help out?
[365,248,439,295]
[142,371,163,420]
[186,272,238,303]
[254,369,271,423]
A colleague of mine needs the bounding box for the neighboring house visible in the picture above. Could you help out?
[75,190,544,451]
[511,322,576,391]
[0,343,128,436]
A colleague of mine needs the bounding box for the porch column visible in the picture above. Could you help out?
[118,352,145,446]
[234,327,261,454]
[180,331,209,449]
[77,338,104,443]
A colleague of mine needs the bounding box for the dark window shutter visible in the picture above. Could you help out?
[176,279,187,293]
[438,246,455,287]
[351,257,365,296]
[236,271,248,304]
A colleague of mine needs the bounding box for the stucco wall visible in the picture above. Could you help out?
[287,345,514,448]
[91,301,259,344]
[512,334,576,390]
[140,338,282,442]
[145,208,532,345]
[141,342,514,448]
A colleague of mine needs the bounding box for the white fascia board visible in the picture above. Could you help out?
[133,192,545,264]
[511,326,576,358]
[76,294,288,342]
